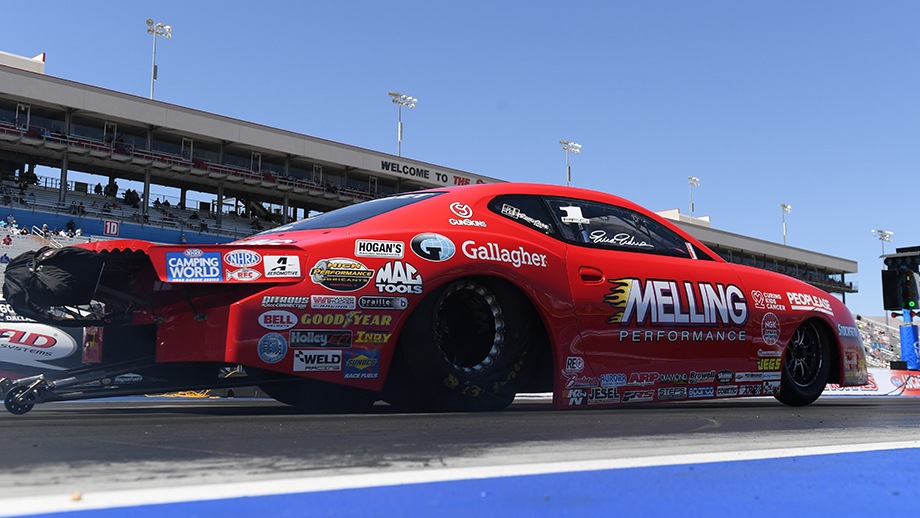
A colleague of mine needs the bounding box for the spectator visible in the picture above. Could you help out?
[41,223,48,237]
[0,253,9,264]
[94,183,103,196]
[2,234,10,246]
[65,219,76,233]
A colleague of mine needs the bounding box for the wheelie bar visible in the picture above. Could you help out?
[0,357,158,415]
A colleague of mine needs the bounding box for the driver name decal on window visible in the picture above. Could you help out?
[588,230,653,248]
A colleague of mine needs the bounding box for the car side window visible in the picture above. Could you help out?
[488,195,557,235]
[545,197,698,259]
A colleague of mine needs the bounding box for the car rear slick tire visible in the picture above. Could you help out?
[395,277,537,412]
[775,320,830,407]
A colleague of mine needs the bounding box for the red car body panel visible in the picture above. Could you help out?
[75,183,867,408]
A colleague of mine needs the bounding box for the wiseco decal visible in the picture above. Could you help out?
[604,278,748,327]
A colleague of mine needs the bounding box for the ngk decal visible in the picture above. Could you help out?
[761,312,780,346]
[0,323,78,370]
[375,261,423,294]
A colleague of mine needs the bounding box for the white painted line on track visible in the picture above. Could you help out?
[3,439,919,516]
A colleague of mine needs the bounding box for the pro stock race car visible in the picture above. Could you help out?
[0,183,867,414]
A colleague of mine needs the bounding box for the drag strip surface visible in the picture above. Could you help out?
[1,396,919,514]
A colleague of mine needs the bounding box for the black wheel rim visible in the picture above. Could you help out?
[5,387,34,415]
[433,281,505,375]
[785,323,823,387]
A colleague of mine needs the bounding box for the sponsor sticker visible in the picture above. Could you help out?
[628,372,660,386]
[657,387,687,400]
[622,390,655,403]
[354,331,392,344]
[750,290,787,311]
[588,387,621,404]
[300,311,392,328]
[739,384,762,396]
[566,388,587,406]
[688,386,715,398]
[717,370,734,384]
[0,322,79,369]
[343,350,380,379]
[311,258,374,292]
[375,261,423,294]
[461,240,547,268]
[606,278,748,329]
[311,295,356,310]
[258,310,298,331]
[410,233,456,262]
[223,249,262,268]
[762,381,781,395]
[717,385,739,397]
[689,370,716,384]
[293,349,342,371]
[735,372,764,382]
[786,292,834,315]
[226,267,261,282]
[761,312,780,346]
[565,356,585,372]
[166,251,222,282]
[757,357,782,371]
[449,202,487,227]
[358,296,409,311]
[600,373,627,387]
[257,332,288,364]
[289,329,352,348]
[264,255,302,278]
[355,240,405,259]
[261,296,310,309]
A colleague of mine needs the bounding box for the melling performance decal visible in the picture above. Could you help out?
[310,258,374,292]
[166,249,222,282]
[604,278,749,343]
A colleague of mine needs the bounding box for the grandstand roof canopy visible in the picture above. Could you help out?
[0,62,857,296]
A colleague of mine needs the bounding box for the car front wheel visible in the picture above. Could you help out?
[775,320,830,407]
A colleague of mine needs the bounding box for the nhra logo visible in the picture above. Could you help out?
[375,261,423,294]
[410,233,456,262]
[223,249,261,268]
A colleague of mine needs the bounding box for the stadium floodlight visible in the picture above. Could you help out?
[688,176,700,218]
[560,140,581,186]
[873,229,894,255]
[147,18,173,100]
[780,203,792,245]
[388,91,418,157]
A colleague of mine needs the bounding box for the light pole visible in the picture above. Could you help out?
[560,140,581,186]
[873,229,894,255]
[780,203,792,245]
[388,91,417,157]
[688,176,700,218]
[146,19,172,100]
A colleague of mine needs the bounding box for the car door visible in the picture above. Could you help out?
[546,197,759,402]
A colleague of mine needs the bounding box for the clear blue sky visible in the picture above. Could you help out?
[4,1,918,317]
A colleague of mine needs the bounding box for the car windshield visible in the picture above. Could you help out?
[257,191,444,234]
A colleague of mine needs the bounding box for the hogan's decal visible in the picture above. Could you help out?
[604,278,749,328]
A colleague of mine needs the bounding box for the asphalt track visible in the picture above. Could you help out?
[2,395,920,516]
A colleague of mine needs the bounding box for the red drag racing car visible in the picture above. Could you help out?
[0,183,867,413]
